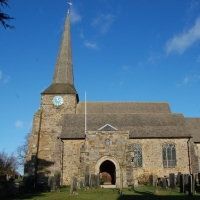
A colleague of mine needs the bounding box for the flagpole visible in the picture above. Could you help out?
[85,91,87,135]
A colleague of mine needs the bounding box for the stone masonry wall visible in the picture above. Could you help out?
[62,140,84,184]
[62,131,129,186]
[189,139,200,173]
[129,138,190,180]
[196,143,200,172]
[62,134,190,187]
[26,94,77,182]
[25,110,42,176]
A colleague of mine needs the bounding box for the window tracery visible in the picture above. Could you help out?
[162,143,176,167]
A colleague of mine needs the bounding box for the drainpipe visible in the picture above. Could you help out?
[187,137,192,174]
[60,138,64,185]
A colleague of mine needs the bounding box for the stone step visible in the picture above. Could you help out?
[101,185,116,188]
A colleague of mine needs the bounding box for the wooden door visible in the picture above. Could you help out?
[102,172,112,185]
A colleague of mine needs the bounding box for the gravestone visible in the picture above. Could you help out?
[180,174,185,193]
[198,173,200,184]
[96,174,100,187]
[188,175,192,195]
[177,172,181,185]
[133,179,138,188]
[154,180,158,194]
[90,174,96,188]
[70,176,78,195]
[149,174,156,186]
[54,171,60,191]
[162,178,167,189]
[79,179,84,188]
[169,173,176,189]
[24,175,35,192]
[85,172,90,187]
[191,174,196,194]
[48,176,55,191]
[184,174,189,193]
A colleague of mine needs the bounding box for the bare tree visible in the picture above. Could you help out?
[0,0,14,29]
[0,150,18,176]
[16,133,30,166]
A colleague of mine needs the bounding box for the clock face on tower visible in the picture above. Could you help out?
[53,96,63,106]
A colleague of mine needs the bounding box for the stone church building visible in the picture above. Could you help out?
[25,10,200,187]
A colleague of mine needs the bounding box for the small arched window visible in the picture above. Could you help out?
[162,143,176,167]
[132,143,142,167]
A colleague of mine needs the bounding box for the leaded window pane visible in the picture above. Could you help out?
[132,143,142,167]
[162,143,176,167]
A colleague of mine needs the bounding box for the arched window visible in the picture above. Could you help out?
[132,143,142,167]
[162,143,176,167]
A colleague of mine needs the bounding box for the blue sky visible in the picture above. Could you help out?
[1,0,200,172]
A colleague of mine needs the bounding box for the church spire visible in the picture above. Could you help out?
[42,7,78,97]
[53,10,73,85]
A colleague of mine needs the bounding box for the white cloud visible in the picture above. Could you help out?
[70,7,81,23]
[197,55,200,63]
[147,54,161,64]
[0,70,10,84]
[166,17,200,54]
[92,14,115,33]
[189,0,199,12]
[122,66,130,71]
[79,30,84,38]
[177,75,200,87]
[15,120,24,128]
[183,77,190,85]
[84,41,98,50]
[3,76,10,83]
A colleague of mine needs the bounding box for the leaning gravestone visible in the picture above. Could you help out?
[169,173,176,189]
[70,176,78,195]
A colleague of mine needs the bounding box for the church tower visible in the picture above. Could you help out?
[25,8,78,182]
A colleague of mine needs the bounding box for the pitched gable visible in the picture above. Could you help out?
[98,124,118,131]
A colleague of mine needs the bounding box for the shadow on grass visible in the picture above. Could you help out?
[0,193,46,200]
[117,187,200,200]
[1,185,200,200]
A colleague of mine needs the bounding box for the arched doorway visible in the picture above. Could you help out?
[100,160,115,185]
[95,156,120,187]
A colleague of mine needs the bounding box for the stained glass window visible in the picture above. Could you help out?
[162,143,176,167]
[132,143,142,167]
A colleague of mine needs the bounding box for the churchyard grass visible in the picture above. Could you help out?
[2,184,200,200]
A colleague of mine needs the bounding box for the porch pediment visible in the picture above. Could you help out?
[98,124,118,131]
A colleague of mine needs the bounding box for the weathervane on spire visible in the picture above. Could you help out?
[67,2,73,13]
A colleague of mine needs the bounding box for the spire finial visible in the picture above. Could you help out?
[67,2,73,13]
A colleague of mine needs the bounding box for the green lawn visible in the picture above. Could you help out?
[2,184,200,200]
